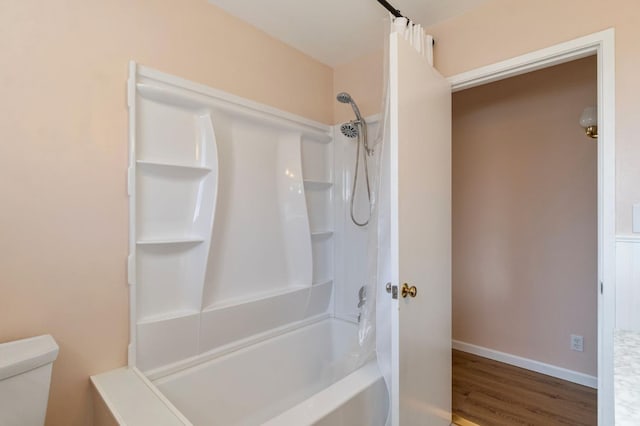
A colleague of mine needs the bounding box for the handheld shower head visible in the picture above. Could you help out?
[340,121,359,138]
[336,92,352,104]
[336,93,372,227]
[336,92,363,122]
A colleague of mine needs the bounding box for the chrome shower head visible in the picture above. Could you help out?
[340,121,359,138]
[336,92,363,122]
[336,92,352,104]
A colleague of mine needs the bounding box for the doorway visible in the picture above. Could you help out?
[446,29,616,424]
[447,35,614,423]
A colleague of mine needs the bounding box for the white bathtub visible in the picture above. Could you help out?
[147,318,388,426]
[91,318,388,425]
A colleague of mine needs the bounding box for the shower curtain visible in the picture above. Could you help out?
[361,13,435,337]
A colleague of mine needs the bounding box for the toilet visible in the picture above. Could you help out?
[0,334,59,426]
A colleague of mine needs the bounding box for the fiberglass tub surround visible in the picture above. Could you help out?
[131,65,336,372]
[114,63,389,426]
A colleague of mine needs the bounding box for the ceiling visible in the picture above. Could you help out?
[208,0,489,67]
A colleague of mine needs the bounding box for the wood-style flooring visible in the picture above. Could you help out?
[452,350,597,426]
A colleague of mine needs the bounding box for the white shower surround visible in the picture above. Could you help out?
[90,63,389,425]
[128,63,335,371]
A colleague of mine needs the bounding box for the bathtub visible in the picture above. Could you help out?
[92,317,388,425]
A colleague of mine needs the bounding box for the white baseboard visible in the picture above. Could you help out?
[452,340,598,389]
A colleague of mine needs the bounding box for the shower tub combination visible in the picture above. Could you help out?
[91,64,388,425]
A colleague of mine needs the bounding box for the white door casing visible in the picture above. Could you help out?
[389,33,452,426]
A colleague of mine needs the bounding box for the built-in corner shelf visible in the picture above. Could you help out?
[303,180,333,190]
[301,131,334,298]
[136,160,212,175]
[136,237,205,246]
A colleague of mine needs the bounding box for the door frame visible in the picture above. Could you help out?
[447,28,615,425]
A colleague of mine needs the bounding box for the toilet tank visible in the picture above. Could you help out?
[0,335,59,426]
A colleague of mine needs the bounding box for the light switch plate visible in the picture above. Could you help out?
[633,203,640,233]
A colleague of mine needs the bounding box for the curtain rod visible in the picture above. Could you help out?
[376,0,410,21]
[375,0,435,45]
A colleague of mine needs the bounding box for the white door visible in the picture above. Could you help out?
[388,33,452,426]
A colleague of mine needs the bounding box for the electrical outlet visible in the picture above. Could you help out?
[571,334,584,352]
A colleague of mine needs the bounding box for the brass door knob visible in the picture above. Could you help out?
[401,283,417,298]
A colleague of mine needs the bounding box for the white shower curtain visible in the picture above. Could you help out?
[372,16,434,154]
[354,13,437,371]
[390,17,434,66]
[360,14,436,347]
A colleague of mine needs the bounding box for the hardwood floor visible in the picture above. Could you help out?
[452,350,597,426]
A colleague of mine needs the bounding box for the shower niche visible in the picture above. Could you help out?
[128,63,335,372]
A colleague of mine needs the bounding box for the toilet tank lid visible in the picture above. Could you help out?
[0,334,59,380]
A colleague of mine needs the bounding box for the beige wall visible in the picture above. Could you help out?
[0,1,332,425]
[427,0,640,234]
[334,0,640,234]
[333,50,384,124]
[453,57,597,374]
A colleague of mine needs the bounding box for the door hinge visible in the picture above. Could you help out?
[386,282,398,299]
[600,281,604,294]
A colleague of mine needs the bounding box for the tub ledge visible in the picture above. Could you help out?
[91,367,192,426]
[263,360,386,426]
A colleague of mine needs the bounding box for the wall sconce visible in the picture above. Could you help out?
[579,106,598,138]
